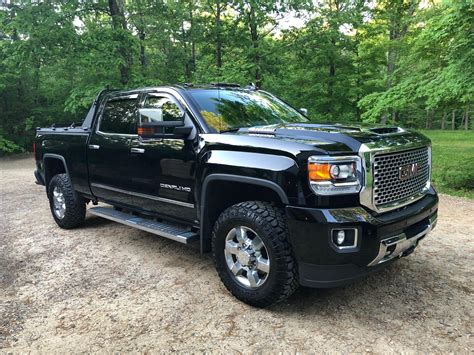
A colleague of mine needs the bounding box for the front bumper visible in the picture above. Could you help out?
[286,187,438,288]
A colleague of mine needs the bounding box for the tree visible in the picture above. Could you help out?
[0,0,472,154]
[359,1,474,127]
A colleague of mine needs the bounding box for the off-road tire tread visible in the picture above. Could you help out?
[212,201,298,307]
[48,173,86,229]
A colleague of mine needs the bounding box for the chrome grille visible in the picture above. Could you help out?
[373,147,430,207]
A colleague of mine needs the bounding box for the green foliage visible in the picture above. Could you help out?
[0,134,22,155]
[359,2,474,124]
[0,0,472,158]
[420,130,474,199]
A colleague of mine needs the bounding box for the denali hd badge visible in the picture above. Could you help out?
[160,183,191,192]
[399,163,419,181]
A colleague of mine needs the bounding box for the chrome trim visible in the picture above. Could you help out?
[95,131,137,138]
[308,155,362,196]
[331,228,358,250]
[130,147,145,154]
[359,142,432,213]
[90,183,195,208]
[367,214,437,266]
[88,144,100,150]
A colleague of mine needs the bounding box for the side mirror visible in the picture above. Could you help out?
[299,108,308,116]
[138,107,192,139]
[138,121,193,140]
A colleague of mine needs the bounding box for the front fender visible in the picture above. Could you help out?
[198,150,301,205]
[197,150,302,253]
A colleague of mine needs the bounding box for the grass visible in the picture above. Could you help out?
[419,130,474,199]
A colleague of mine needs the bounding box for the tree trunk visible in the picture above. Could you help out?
[190,4,196,73]
[392,111,399,123]
[441,111,446,130]
[380,1,416,125]
[326,34,335,115]
[327,57,335,114]
[248,5,262,88]
[108,0,131,85]
[215,0,222,72]
[465,105,469,130]
[326,0,340,116]
[138,29,146,67]
[452,110,456,130]
[381,30,397,125]
[182,22,191,81]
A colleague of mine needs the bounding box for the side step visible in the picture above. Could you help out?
[88,207,198,244]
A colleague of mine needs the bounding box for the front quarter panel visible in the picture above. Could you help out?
[197,149,301,205]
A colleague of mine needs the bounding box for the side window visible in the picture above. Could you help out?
[140,95,184,124]
[99,98,138,134]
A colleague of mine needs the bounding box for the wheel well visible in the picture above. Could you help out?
[200,180,286,253]
[44,158,67,187]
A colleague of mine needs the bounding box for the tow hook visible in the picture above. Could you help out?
[402,245,416,257]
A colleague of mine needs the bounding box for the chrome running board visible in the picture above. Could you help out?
[88,207,198,244]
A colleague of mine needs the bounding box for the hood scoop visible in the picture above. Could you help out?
[369,127,405,135]
[247,126,277,136]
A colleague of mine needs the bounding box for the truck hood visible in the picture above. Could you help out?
[201,123,430,158]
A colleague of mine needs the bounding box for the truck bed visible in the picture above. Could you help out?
[35,126,92,196]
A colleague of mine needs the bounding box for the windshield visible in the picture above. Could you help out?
[187,89,309,131]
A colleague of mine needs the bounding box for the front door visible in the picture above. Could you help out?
[128,92,197,223]
[88,93,139,206]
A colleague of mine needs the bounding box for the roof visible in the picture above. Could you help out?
[103,83,257,97]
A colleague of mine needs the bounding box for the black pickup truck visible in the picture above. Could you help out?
[34,83,438,307]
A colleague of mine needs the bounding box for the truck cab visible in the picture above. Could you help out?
[34,84,438,307]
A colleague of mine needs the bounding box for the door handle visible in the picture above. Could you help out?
[131,147,145,154]
[88,144,100,150]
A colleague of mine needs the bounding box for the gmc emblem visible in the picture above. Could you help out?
[399,163,419,181]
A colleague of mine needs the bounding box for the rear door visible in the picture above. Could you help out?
[88,93,139,206]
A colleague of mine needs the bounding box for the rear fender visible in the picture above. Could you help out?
[43,154,69,189]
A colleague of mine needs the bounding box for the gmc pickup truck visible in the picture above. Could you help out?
[34,83,438,307]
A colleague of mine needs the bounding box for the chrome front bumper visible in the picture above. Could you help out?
[368,214,438,266]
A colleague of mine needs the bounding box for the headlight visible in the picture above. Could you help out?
[308,155,362,195]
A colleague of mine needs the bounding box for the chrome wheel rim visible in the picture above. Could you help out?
[224,226,270,289]
[52,186,66,219]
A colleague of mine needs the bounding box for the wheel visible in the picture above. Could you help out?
[212,201,298,307]
[48,173,86,229]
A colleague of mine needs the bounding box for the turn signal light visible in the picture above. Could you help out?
[138,127,154,135]
[308,163,331,181]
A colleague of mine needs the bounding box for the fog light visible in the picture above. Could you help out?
[336,230,346,245]
[331,228,358,250]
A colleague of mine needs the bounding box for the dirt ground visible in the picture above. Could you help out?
[0,155,473,353]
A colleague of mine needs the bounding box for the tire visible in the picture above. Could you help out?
[48,173,86,229]
[212,201,298,307]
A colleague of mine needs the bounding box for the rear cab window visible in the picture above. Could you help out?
[98,95,139,134]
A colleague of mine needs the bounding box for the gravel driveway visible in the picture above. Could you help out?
[1,155,473,352]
